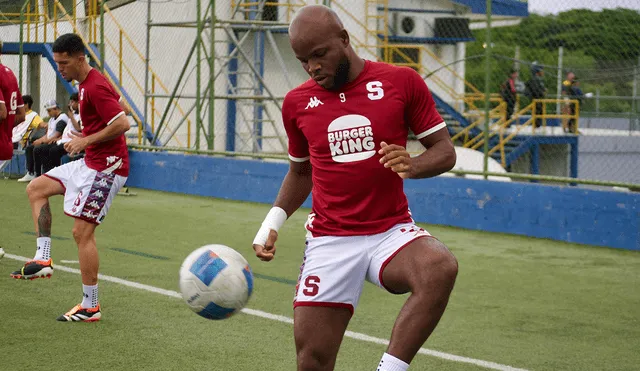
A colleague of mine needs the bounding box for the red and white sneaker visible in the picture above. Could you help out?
[10,259,53,280]
[56,304,102,322]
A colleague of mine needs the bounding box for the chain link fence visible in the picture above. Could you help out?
[464,0,639,187]
[1,0,638,188]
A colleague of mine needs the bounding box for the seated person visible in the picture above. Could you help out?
[44,93,83,172]
[18,99,69,182]
[11,95,44,150]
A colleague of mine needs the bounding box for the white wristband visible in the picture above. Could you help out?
[252,207,287,246]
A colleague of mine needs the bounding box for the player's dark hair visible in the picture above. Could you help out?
[23,95,33,109]
[70,92,79,101]
[52,34,85,56]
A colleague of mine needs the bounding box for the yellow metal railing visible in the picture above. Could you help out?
[101,3,191,146]
[49,1,145,136]
[11,0,192,146]
[461,99,581,166]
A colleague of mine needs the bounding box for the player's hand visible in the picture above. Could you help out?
[252,229,278,262]
[64,132,89,156]
[379,141,414,179]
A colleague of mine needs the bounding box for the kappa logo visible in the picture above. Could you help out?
[305,96,323,110]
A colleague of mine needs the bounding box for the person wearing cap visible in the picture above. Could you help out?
[17,99,70,182]
[525,64,547,129]
[566,77,584,134]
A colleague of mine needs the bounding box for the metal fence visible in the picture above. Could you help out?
[1,0,638,189]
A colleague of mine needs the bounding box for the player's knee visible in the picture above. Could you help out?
[415,242,458,290]
[26,179,44,200]
[297,347,332,371]
[72,224,92,244]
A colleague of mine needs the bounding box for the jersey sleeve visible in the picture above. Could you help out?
[403,68,446,139]
[16,89,24,108]
[282,93,310,162]
[93,82,125,125]
[55,116,68,134]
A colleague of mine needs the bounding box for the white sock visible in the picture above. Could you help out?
[82,284,99,308]
[377,353,409,371]
[34,237,51,261]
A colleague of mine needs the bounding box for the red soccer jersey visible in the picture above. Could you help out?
[0,64,24,160]
[283,60,446,237]
[78,68,129,176]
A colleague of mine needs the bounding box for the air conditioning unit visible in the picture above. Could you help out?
[391,12,433,38]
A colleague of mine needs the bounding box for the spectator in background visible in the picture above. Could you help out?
[561,71,576,133]
[525,64,547,129]
[52,93,83,167]
[566,77,584,134]
[12,95,44,149]
[500,68,518,125]
[18,99,69,182]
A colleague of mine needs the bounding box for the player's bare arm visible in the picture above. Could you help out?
[44,131,63,145]
[379,128,455,179]
[0,102,6,121]
[67,106,82,132]
[64,114,130,155]
[119,99,131,116]
[252,160,313,262]
[15,105,26,126]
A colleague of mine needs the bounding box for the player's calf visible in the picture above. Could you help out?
[381,238,458,366]
[294,306,351,371]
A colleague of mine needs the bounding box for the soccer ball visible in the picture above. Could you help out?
[0,247,4,260]
[179,244,254,320]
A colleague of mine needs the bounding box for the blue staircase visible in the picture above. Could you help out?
[487,135,531,167]
[430,92,480,138]
[430,91,534,168]
[87,45,157,144]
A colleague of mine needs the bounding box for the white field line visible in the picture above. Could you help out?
[5,253,528,371]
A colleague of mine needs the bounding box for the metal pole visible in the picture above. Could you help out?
[631,56,638,132]
[223,26,282,112]
[556,46,563,115]
[208,0,215,150]
[19,2,26,90]
[152,37,199,144]
[196,0,202,150]
[266,30,294,90]
[100,0,105,72]
[143,0,152,145]
[482,0,492,179]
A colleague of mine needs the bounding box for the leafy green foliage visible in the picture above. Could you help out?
[466,8,640,113]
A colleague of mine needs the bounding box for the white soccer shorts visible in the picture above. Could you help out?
[293,223,433,314]
[44,159,127,225]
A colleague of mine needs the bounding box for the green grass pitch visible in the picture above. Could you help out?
[0,179,638,370]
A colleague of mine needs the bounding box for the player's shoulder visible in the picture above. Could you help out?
[83,69,109,89]
[283,79,317,108]
[367,60,418,81]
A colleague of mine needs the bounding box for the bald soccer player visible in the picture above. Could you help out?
[251,5,459,371]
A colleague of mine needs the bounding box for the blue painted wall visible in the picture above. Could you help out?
[126,151,639,251]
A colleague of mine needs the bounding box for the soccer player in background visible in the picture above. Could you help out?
[252,5,458,371]
[0,42,26,161]
[0,40,26,260]
[10,33,131,323]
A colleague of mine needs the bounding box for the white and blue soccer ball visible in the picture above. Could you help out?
[179,244,254,320]
[0,247,5,260]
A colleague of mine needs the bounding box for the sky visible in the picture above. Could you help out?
[527,0,640,15]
